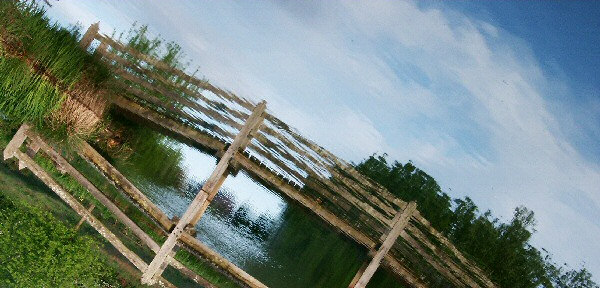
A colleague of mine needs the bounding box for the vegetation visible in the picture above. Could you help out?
[355,154,598,288]
[2,1,593,288]
[99,111,185,189]
[0,1,110,134]
[0,192,123,287]
[0,3,230,286]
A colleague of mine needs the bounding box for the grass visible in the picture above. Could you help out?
[0,159,140,287]
[0,120,239,287]
[0,2,240,286]
[0,1,110,134]
[0,56,64,126]
[0,1,110,89]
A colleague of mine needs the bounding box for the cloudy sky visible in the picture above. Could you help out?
[45,0,600,278]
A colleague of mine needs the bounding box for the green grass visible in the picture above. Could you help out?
[0,120,239,287]
[0,1,110,89]
[0,193,122,287]
[0,161,140,287]
[0,56,64,126]
[0,1,110,132]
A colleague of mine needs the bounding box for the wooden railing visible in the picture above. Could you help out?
[69,23,497,287]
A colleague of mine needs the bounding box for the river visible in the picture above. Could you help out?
[111,130,403,288]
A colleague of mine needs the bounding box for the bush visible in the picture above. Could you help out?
[0,193,120,287]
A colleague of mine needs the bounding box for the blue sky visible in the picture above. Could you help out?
[45,0,600,279]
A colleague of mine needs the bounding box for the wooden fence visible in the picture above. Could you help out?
[13,22,497,288]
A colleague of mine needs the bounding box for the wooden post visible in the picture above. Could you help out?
[6,146,174,288]
[80,22,100,50]
[3,124,28,161]
[23,128,218,287]
[188,113,263,227]
[75,204,96,231]
[75,139,175,231]
[74,134,268,288]
[141,101,266,285]
[349,202,417,288]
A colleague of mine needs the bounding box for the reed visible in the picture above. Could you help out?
[0,1,110,134]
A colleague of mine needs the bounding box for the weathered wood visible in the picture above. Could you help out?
[75,136,268,288]
[112,64,244,132]
[265,114,405,209]
[188,173,227,226]
[112,95,225,153]
[248,134,396,229]
[350,202,417,288]
[80,22,99,50]
[234,151,375,247]
[405,225,482,288]
[75,204,96,231]
[96,33,255,111]
[141,101,266,285]
[112,65,241,135]
[413,213,495,287]
[75,138,175,231]
[25,129,216,288]
[11,149,174,288]
[26,140,41,158]
[401,231,467,287]
[3,124,28,161]
[96,42,251,125]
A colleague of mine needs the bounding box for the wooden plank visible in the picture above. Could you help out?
[257,124,401,214]
[234,151,375,248]
[98,44,249,126]
[264,113,403,206]
[350,202,417,288]
[80,22,99,50]
[414,213,495,287]
[141,101,266,285]
[188,173,227,226]
[75,204,95,231]
[406,225,484,288]
[401,231,467,287]
[26,129,216,288]
[75,137,268,288]
[75,138,175,231]
[12,149,174,288]
[3,124,28,161]
[96,33,256,111]
[112,95,225,153]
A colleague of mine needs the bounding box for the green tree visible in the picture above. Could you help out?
[355,154,454,233]
[355,154,598,288]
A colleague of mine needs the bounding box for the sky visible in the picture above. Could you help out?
[44,0,600,279]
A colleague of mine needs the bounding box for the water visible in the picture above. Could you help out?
[113,137,403,288]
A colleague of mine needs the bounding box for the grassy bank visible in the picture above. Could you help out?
[0,158,141,287]
[0,2,238,286]
[0,1,110,134]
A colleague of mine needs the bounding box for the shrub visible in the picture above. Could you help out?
[0,193,120,287]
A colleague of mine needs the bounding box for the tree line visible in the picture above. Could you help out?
[355,154,597,288]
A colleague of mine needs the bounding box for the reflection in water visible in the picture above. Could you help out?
[114,140,403,287]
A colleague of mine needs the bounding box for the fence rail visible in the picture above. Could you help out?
[26,22,500,288]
